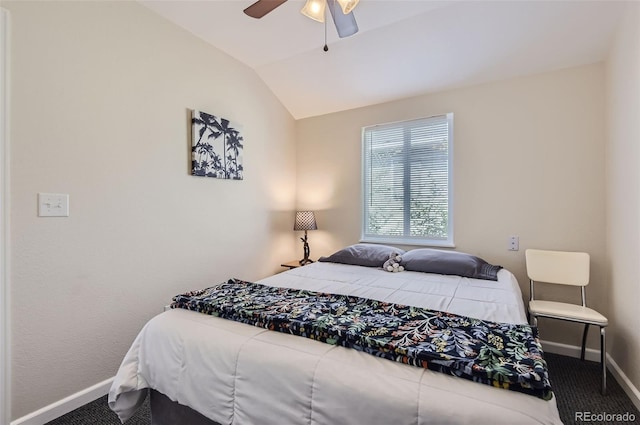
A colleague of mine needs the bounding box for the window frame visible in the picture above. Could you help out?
[360,113,454,247]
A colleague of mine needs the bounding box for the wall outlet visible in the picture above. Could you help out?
[508,235,519,251]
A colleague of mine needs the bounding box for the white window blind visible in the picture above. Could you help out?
[361,114,453,246]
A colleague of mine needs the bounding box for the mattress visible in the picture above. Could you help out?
[108,262,562,424]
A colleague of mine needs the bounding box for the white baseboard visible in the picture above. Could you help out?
[10,377,113,425]
[540,339,601,362]
[541,339,640,411]
[608,356,640,412]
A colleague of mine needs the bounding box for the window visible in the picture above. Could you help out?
[361,114,453,246]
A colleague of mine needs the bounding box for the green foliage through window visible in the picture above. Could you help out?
[362,114,453,245]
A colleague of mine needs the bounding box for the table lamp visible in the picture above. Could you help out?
[294,211,317,265]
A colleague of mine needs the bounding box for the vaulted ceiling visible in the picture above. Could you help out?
[141,0,626,119]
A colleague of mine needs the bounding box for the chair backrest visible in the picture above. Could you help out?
[525,249,590,287]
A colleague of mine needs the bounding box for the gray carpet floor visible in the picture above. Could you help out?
[45,353,639,425]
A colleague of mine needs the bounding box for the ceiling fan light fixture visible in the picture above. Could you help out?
[301,0,326,23]
[336,0,359,15]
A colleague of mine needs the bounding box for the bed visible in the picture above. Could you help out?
[108,245,562,424]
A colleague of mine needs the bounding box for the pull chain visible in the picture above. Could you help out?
[323,9,328,52]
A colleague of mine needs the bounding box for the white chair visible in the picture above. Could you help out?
[525,249,608,395]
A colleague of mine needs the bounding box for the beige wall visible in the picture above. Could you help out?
[297,64,607,349]
[606,1,640,397]
[5,1,297,419]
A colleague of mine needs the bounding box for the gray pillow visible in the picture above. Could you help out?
[318,244,405,268]
[400,249,502,281]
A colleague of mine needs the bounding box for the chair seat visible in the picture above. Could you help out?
[529,300,608,325]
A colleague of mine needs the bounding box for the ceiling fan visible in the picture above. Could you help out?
[244,0,360,39]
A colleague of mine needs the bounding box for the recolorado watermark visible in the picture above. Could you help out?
[575,411,637,422]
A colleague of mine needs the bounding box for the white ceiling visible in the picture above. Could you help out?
[141,0,626,119]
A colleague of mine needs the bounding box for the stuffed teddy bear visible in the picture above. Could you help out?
[383,251,405,272]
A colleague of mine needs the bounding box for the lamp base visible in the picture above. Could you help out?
[299,233,313,266]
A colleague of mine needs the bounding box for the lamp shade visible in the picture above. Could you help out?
[294,211,318,231]
[301,0,326,23]
[336,0,359,14]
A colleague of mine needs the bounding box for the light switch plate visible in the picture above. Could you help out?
[38,193,69,217]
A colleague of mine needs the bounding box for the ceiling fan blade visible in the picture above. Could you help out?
[244,0,288,19]
[326,0,358,38]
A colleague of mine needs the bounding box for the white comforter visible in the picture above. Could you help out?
[108,262,562,424]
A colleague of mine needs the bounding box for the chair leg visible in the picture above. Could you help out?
[581,324,590,361]
[600,327,607,395]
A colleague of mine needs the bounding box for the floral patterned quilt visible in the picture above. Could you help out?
[172,279,552,400]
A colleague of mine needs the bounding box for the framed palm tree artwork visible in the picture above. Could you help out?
[191,110,244,180]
